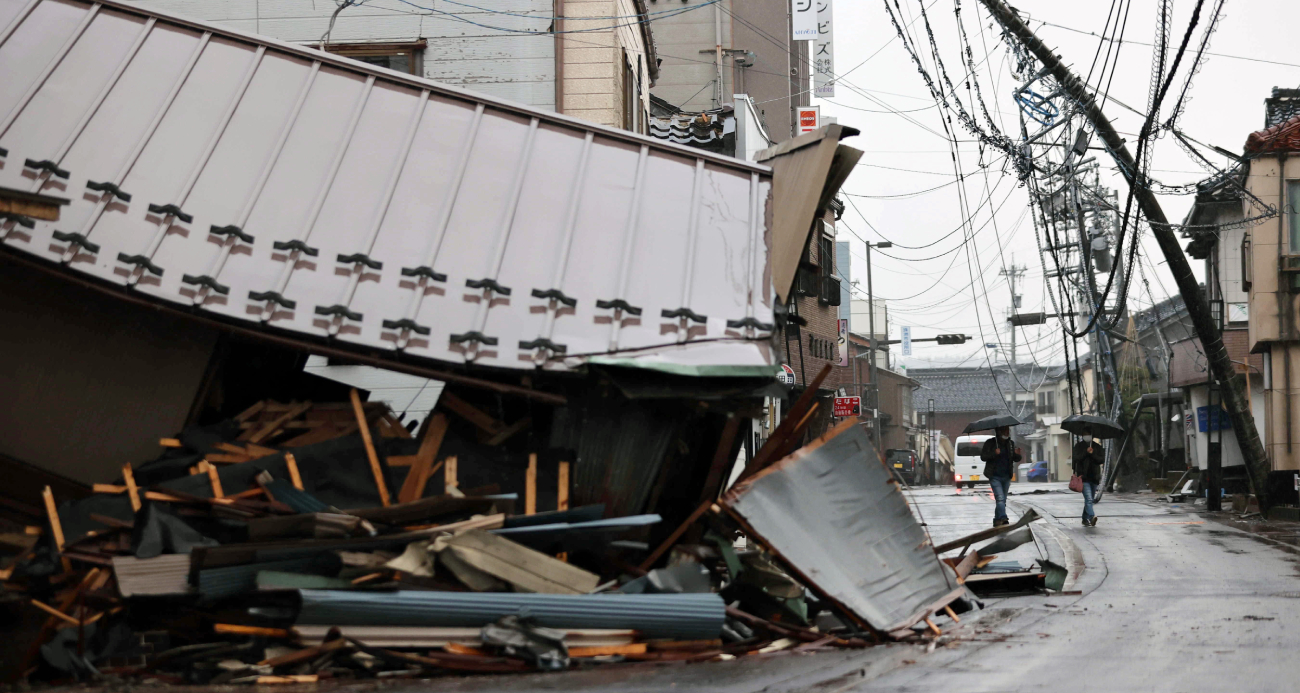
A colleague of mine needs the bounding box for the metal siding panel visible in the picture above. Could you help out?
[297,590,724,640]
[0,10,144,162]
[0,0,775,376]
[0,0,88,122]
[724,423,958,632]
[80,37,252,286]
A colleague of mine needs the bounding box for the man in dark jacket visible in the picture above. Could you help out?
[980,426,1021,527]
[1072,427,1103,526]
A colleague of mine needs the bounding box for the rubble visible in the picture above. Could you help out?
[0,380,992,684]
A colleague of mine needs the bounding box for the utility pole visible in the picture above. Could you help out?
[1000,261,1027,422]
[865,240,892,454]
[978,0,1272,510]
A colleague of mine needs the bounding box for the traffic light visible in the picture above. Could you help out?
[936,334,968,345]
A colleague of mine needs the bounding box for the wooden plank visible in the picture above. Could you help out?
[244,442,279,458]
[399,414,447,504]
[203,462,224,499]
[350,389,390,507]
[281,422,357,447]
[738,363,833,481]
[438,391,505,435]
[525,453,537,515]
[255,675,318,684]
[697,415,743,506]
[953,550,980,584]
[234,399,269,422]
[569,644,647,657]
[386,414,414,439]
[29,598,80,626]
[93,483,125,494]
[206,453,253,464]
[214,623,291,638]
[122,464,142,512]
[41,486,71,573]
[443,529,599,594]
[557,461,569,511]
[444,455,458,493]
[158,438,182,448]
[285,453,304,491]
[484,416,531,446]
[943,605,961,623]
[387,455,417,467]
[923,616,941,636]
[247,401,314,444]
[639,501,714,572]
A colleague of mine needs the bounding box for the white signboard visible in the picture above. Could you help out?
[813,0,835,98]
[796,106,821,134]
[792,0,817,40]
[901,326,912,356]
[837,318,849,367]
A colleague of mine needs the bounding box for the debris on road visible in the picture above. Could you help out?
[3,384,982,684]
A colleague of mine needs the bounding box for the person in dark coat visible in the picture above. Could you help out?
[979,426,1021,527]
[1073,427,1104,526]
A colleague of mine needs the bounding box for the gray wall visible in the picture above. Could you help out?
[0,260,218,483]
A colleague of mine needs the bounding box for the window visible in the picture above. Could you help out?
[623,53,641,133]
[817,234,840,305]
[1037,390,1055,415]
[315,41,426,76]
[1289,180,1300,252]
[1242,232,1252,292]
[957,442,983,456]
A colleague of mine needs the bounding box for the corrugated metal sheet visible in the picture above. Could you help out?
[0,0,774,375]
[293,625,633,649]
[722,421,960,634]
[297,590,724,640]
[111,554,192,597]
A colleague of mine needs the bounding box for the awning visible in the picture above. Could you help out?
[0,0,775,376]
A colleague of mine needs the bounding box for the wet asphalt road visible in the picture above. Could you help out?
[375,482,1300,693]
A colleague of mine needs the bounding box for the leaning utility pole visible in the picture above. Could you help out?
[979,0,1273,509]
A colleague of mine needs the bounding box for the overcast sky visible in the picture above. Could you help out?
[814,0,1300,372]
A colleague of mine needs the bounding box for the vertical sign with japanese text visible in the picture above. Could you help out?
[792,0,817,40]
[837,318,849,367]
[901,326,912,356]
[813,0,834,97]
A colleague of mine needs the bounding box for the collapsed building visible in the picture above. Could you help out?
[0,0,1009,683]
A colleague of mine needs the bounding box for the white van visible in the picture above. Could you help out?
[953,434,993,488]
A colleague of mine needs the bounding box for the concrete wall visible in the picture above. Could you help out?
[649,0,732,112]
[730,0,807,142]
[560,0,651,129]
[134,0,559,109]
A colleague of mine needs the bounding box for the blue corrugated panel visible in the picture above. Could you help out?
[298,591,723,640]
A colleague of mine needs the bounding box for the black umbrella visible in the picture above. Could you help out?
[1061,414,1124,440]
[962,414,1023,434]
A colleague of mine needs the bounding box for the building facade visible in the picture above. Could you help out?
[648,0,810,140]
[1240,88,1300,472]
[132,0,655,130]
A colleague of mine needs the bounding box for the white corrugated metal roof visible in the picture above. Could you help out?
[0,0,774,376]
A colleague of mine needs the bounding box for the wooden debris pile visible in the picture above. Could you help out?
[1,382,899,685]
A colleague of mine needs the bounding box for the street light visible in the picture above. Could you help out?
[863,240,891,454]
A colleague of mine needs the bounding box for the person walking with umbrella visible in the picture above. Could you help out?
[1073,428,1104,526]
[979,426,1021,527]
[1061,414,1123,527]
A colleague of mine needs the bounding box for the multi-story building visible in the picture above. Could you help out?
[648,0,810,140]
[130,0,656,131]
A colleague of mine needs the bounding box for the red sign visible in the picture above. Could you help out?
[833,396,860,417]
[796,106,820,134]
